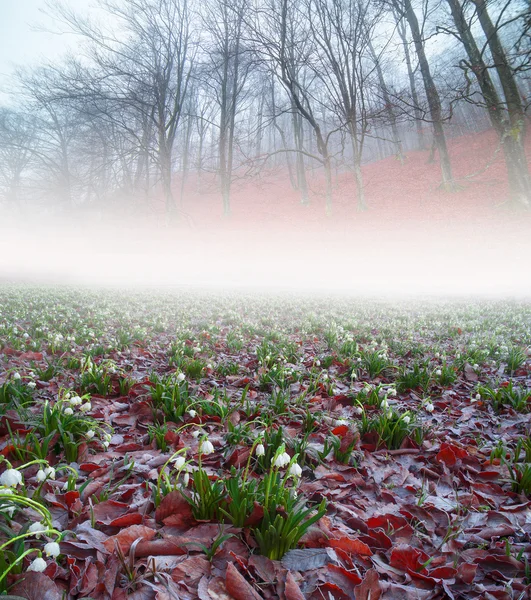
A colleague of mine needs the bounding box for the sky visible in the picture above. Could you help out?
[0,0,84,98]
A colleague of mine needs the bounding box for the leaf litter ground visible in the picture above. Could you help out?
[0,287,530,600]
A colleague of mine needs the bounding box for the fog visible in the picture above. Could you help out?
[0,0,529,299]
[0,213,529,298]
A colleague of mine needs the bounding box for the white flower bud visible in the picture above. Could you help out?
[44,542,61,558]
[0,469,23,487]
[255,443,265,456]
[201,440,215,455]
[27,557,47,572]
[288,463,302,478]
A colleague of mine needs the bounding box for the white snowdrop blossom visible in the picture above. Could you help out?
[255,443,265,456]
[183,472,190,486]
[188,410,197,418]
[402,415,411,425]
[63,407,74,416]
[0,469,23,487]
[425,402,434,413]
[201,439,215,455]
[44,467,55,480]
[102,441,110,450]
[381,400,389,411]
[388,388,397,397]
[273,452,291,468]
[27,557,47,572]
[354,406,363,415]
[80,402,92,413]
[288,463,302,478]
[191,430,200,438]
[28,381,37,389]
[176,373,185,383]
[69,396,82,406]
[86,430,95,439]
[173,456,186,469]
[44,542,61,558]
[13,372,21,380]
[36,470,47,483]
[29,521,47,538]
[335,419,348,426]
[435,370,442,376]
[474,393,481,401]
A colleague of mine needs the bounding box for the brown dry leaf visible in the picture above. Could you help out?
[284,571,305,600]
[354,569,382,600]
[103,524,156,553]
[9,572,62,600]
[225,563,262,600]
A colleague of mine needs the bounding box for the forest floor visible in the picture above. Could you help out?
[1,287,531,599]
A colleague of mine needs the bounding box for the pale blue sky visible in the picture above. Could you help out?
[0,0,82,82]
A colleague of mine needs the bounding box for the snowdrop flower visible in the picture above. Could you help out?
[36,470,47,483]
[63,407,73,416]
[381,399,389,411]
[191,430,200,438]
[289,463,302,478]
[273,452,291,468]
[86,430,95,440]
[173,456,186,469]
[183,472,190,486]
[44,466,56,480]
[188,410,197,418]
[388,388,397,397]
[402,415,411,425]
[13,372,21,380]
[44,542,61,558]
[29,522,47,538]
[28,381,36,389]
[335,419,348,426]
[27,557,47,572]
[425,402,434,413]
[69,396,82,406]
[255,443,265,456]
[80,402,92,413]
[176,373,185,383]
[474,393,481,401]
[201,439,215,455]
[0,469,23,487]
[315,360,321,367]
[350,371,357,380]
[435,369,442,376]
[354,406,363,415]
[102,441,110,450]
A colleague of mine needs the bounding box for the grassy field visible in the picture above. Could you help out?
[0,286,530,599]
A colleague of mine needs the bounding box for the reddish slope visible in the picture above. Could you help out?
[173,128,531,235]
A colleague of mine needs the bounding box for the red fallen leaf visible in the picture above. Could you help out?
[436,442,468,467]
[358,530,393,550]
[102,524,156,553]
[134,538,188,557]
[456,562,477,584]
[155,491,194,527]
[328,564,362,586]
[0,444,16,457]
[226,446,251,468]
[429,566,456,579]
[225,563,262,600]
[64,490,80,509]
[10,571,62,600]
[79,463,101,473]
[317,582,351,600]
[354,569,382,600]
[108,512,143,527]
[172,556,211,587]
[464,363,478,382]
[366,513,409,532]
[332,425,349,436]
[285,571,305,600]
[19,351,44,361]
[329,537,372,557]
[389,545,430,573]
[244,501,264,527]
[92,500,131,524]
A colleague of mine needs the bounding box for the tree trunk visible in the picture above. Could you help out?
[402,0,455,189]
[396,16,425,150]
[471,0,531,205]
